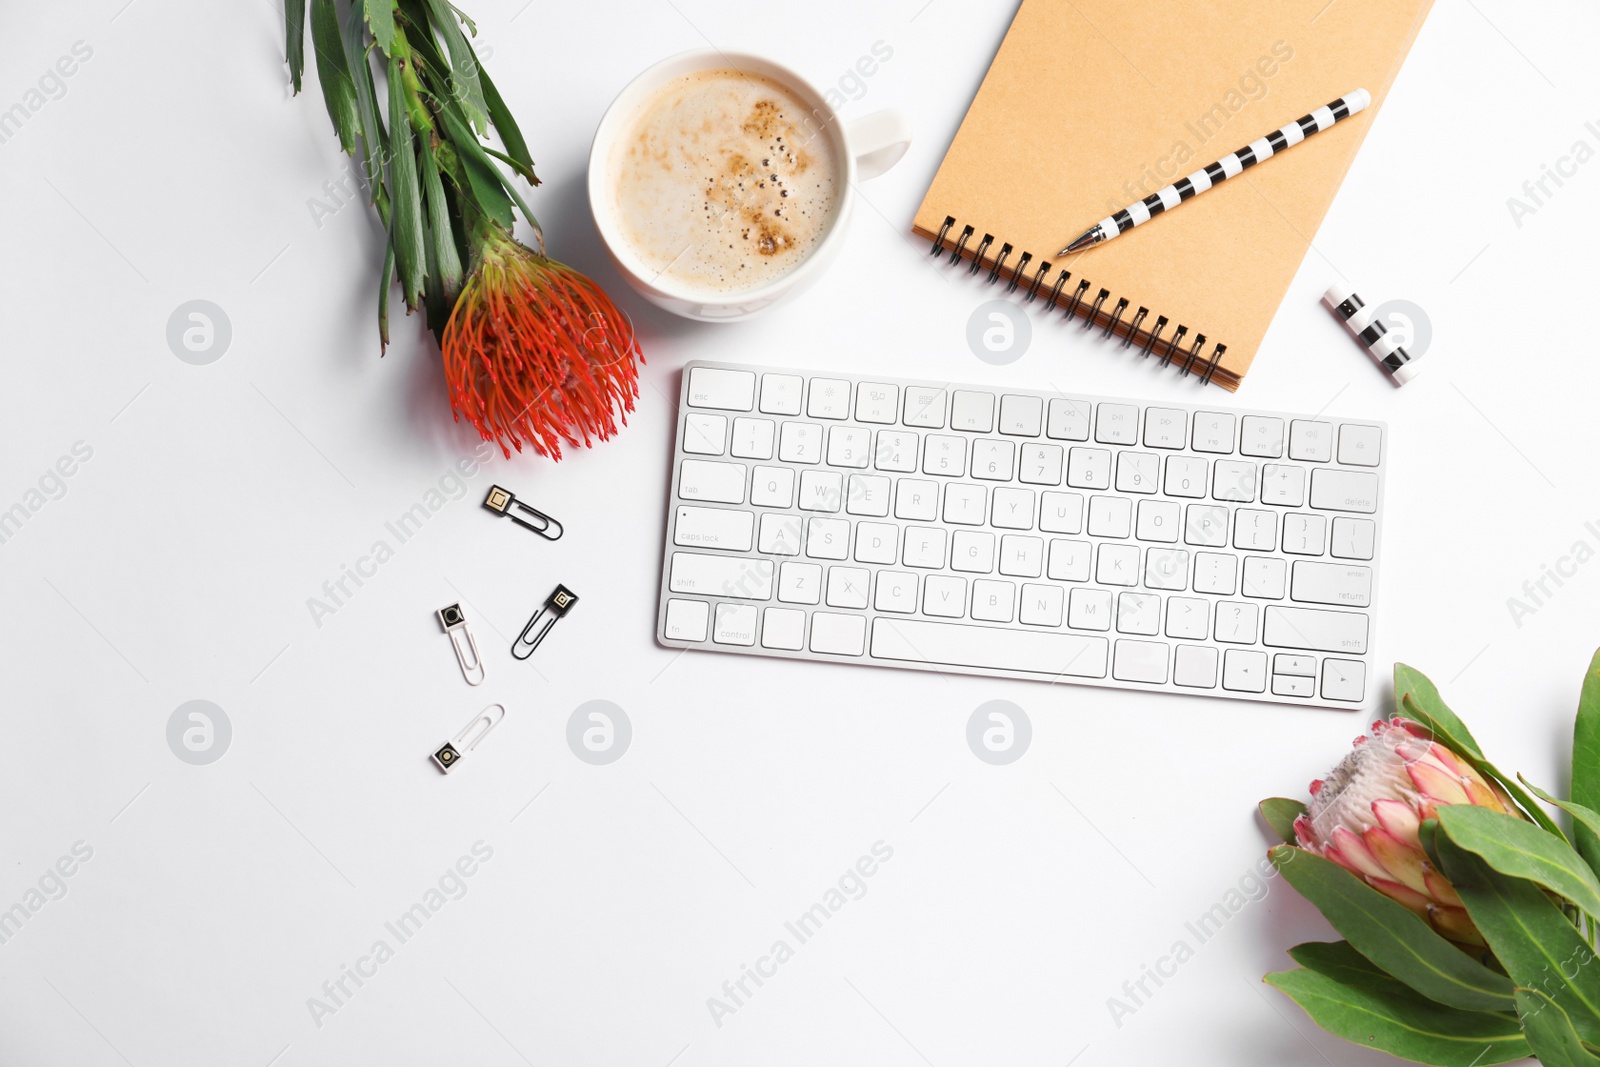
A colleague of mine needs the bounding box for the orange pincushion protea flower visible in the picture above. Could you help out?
[442,226,642,459]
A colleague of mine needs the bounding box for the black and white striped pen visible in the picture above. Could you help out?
[1060,89,1371,256]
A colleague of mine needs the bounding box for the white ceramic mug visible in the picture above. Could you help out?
[587,50,912,322]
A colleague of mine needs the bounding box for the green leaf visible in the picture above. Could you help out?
[364,0,396,54]
[417,135,463,312]
[1436,806,1600,920]
[378,240,394,353]
[1264,966,1529,1066]
[1269,845,1515,1011]
[341,2,390,222]
[437,101,533,230]
[1289,939,1429,997]
[1572,649,1600,874]
[1395,662,1483,755]
[385,53,426,311]
[423,0,489,134]
[285,0,307,92]
[1433,826,1600,1044]
[308,0,360,154]
[1525,778,1600,879]
[475,60,536,182]
[1516,988,1600,1066]
[1258,798,1306,845]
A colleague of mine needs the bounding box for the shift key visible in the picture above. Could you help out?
[669,553,774,600]
[1264,606,1368,654]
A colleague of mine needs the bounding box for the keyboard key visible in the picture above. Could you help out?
[1272,674,1315,698]
[1212,460,1256,502]
[778,562,822,604]
[951,530,996,573]
[827,427,872,468]
[1097,543,1141,586]
[1338,424,1382,466]
[1040,492,1085,534]
[730,417,775,460]
[1000,394,1044,436]
[758,514,802,555]
[854,522,898,565]
[943,483,987,525]
[902,527,947,568]
[1214,602,1259,643]
[798,469,842,512]
[875,571,918,613]
[1136,500,1181,543]
[971,579,1017,622]
[1260,464,1305,506]
[761,607,806,650]
[972,440,1016,480]
[760,373,804,415]
[845,474,891,517]
[1233,509,1278,551]
[670,552,773,599]
[826,566,871,609]
[1240,416,1285,458]
[1263,606,1368,654]
[1087,496,1132,538]
[1143,407,1187,449]
[870,618,1108,677]
[1184,505,1230,548]
[1064,588,1110,631]
[1322,658,1367,701]
[923,575,967,617]
[805,517,850,560]
[679,459,746,503]
[1291,561,1372,607]
[1144,548,1188,590]
[684,413,728,455]
[1046,398,1091,441]
[1114,639,1169,682]
[923,435,967,476]
[951,390,996,432]
[874,431,919,472]
[1331,517,1376,560]
[810,612,866,656]
[1289,420,1333,462]
[1116,592,1161,635]
[751,466,795,508]
[992,487,1036,530]
[1166,598,1209,640]
[855,383,899,424]
[998,535,1044,577]
[1310,469,1378,513]
[778,422,822,464]
[674,506,754,552]
[808,378,851,419]
[1274,654,1316,676]
[1067,447,1112,489]
[664,598,709,642]
[1164,455,1207,498]
[1242,556,1287,599]
[1019,444,1064,485]
[1192,412,1235,453]
[1019,583,1065,626]
[688,367,755,411]
[1048,539,1092,582]
[1223,649,1268,692]
[1283,514,1327,555]
[1173,644,1219,687]
[894,479,939,521]
[1095,403,1139,445]
[1115,451,1159,494]
[714,604,758,645]
[903,387,947,428]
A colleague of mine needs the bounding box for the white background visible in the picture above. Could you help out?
[1,1,1597,1065]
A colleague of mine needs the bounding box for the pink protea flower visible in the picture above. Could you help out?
[1293,717,1522,947]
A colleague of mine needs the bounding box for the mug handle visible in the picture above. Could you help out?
[847,109,912,181]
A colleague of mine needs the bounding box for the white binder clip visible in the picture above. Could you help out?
[431,703,505,774]
[436,603,485,686]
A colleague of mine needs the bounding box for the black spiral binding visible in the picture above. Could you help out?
[928,215,1229,385]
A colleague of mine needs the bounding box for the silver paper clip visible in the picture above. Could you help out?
[431,703,505,773]
[436,603,485,686]
[511,584,578,660]
[483,485,563,540]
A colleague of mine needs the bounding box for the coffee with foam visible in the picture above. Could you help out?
[610,70,840,295]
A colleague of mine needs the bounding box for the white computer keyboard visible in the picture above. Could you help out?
[654,361,1385,708]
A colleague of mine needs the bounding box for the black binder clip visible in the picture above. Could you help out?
[483,485,562,540]
[511,584,578,660]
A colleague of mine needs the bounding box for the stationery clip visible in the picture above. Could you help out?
[483,485,563,540]
[511,584,578,660]
[436,603,485,686]
[431,703,505,773]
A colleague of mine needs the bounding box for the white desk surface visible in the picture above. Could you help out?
[3,2,1597,1064]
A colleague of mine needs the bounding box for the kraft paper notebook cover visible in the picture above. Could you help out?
[913,0,1434,390]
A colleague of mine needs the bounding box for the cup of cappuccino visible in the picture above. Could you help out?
[588,51,912,321]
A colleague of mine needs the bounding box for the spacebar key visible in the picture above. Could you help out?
[871,618,1109,677]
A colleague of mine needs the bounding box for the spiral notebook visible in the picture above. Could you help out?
[914,0,1434,390]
